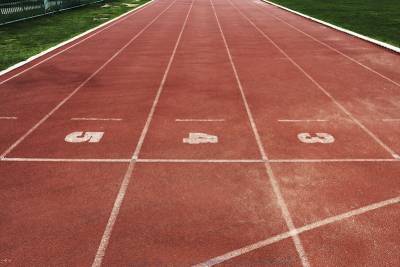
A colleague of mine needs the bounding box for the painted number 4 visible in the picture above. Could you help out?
[183,132,218,144]
[297,132,335,144]
[65,131,104,143]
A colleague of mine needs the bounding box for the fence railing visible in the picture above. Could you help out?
[0,0,103,25]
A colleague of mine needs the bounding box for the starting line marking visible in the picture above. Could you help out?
[0,117,18,120]
[175,119,225,122]
[1,158,399,163]
[71,117,123,121]
[137,158,264,163]
[0,157,130,163]
[278,119,328,122]
[193,195,400,267]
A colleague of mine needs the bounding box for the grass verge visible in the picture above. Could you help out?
[0,0,150,71]
[265,0,400,48]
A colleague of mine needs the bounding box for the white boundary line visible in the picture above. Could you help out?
[0,157,130,163]
[0,0,177,160]
[230,0,400,160]
[0,0,157,84]
[193,195,400,266]
[0,116,18,120]
[71,117,123,121]
[211,1,310,266]
[1,157,398,163]
[268,158,399,163]
[92,1,194,265]
[175,118,225,122]
[256,1,400,88]
[137,158,264,163]
[260,0,400,54]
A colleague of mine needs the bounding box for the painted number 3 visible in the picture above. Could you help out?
[297,132,335,144]
[183,132,218,144]
[65,132,104,143]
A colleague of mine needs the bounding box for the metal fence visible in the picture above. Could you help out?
[0,0,103,25]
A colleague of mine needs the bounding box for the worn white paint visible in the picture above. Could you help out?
[71,117,122,121]
[212,0,310,266]
[193,195,400,266]
[91,1,194,266]
[65,131,104,143]
[297,132,335,144]
[183,132,218,144]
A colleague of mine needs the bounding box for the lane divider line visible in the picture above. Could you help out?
[71,117,123,121]
[91,1,195,266]
[0,0,177,160]
[230,0,400,160]
[211,0,310,266]
[193,195,400,266]
[0,0,158,84]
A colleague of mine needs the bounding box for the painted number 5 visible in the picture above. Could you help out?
[297,132,334,144]
[183,132,218,144]
[65,131,104,143]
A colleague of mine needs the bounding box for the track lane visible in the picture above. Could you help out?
[138,0,261,159]
[100,163,292,266]
[212,0,392,160]
[0,0,174,156]
[3,0,191,160]
[300,203,400,266]
[0,161,128,266]
[230,0,400,158]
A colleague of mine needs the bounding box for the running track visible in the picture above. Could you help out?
[1,0,399,265]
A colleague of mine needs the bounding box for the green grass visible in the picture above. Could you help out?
[0,0,150,71]
[267,0,400,48]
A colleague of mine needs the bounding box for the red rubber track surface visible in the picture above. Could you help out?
[0,0,399,266]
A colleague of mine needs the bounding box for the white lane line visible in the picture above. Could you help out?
[231,0,400,160]
[0,0,177,160]
[382,119,400,122]
[1,157,130,163]
[269,158,399,163]
[137,158,264,163]
[175,119,225,122]
[0,117,18,120]
[71,117,123,121]
[92,1,195,266]
[258,0,400,86]
[1,157,398,163]
[211,1,310,266]
[278,119,328,122]
[0,0,158,84]
[193,195,400,266]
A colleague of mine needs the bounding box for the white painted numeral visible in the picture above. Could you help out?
[65,132,104,143]
[183,132,218,144]
[297,132,334,144]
